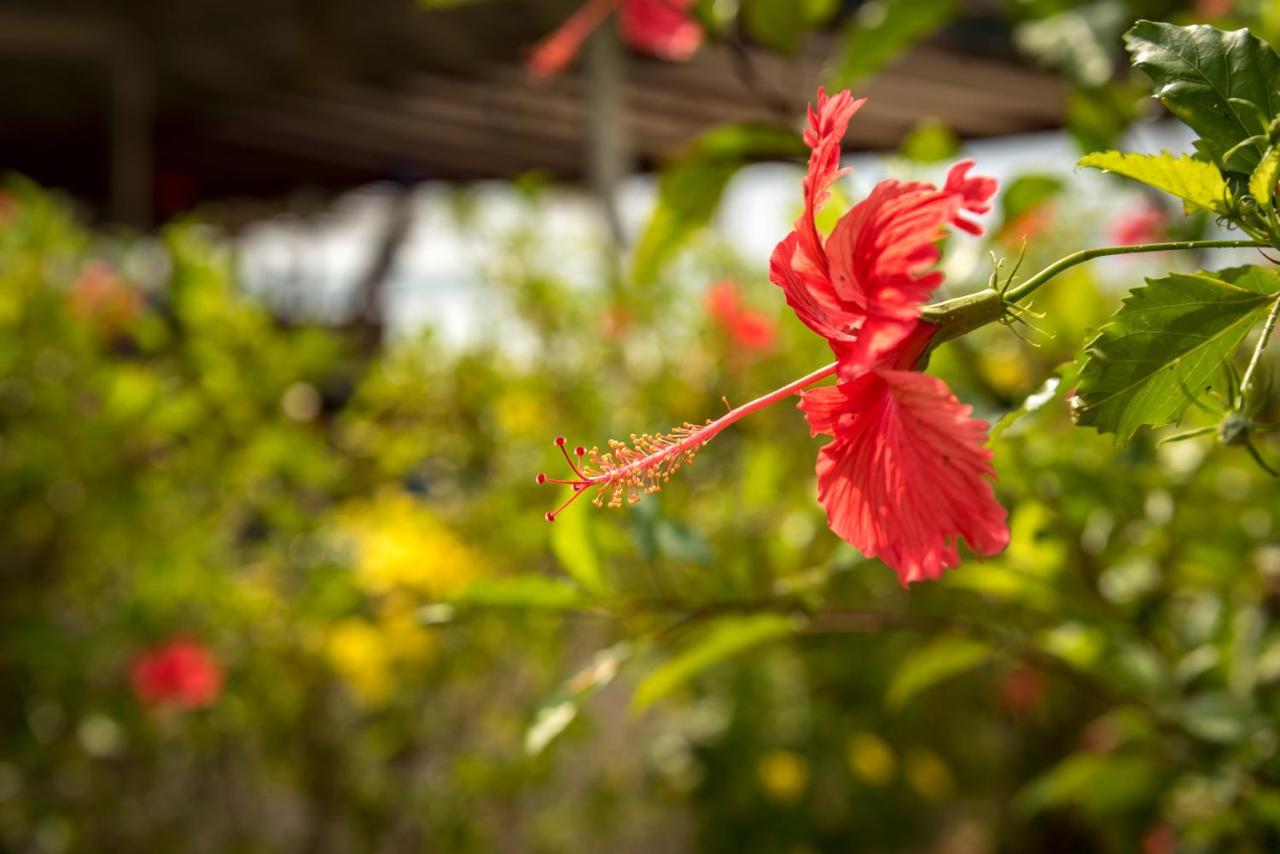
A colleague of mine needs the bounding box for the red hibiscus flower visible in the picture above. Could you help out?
[131,638,223,710]
[538,89,1009,585]
[528,0,702,78]
[775,89,1008,584]
[705,280,777,353]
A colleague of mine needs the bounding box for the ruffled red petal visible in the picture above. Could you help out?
[809,369,1009,585]
[824,166,995,376]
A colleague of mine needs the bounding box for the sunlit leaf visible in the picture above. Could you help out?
[631,614,796,711]
[886,637,994,709]
[1125,20,1280,175]
[1078,150,1231,214]
[1072,267,1280,440]
[1250,146,1280,207]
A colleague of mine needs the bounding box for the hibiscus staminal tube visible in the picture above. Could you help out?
[539,88,1011,585]
[536,361,839,520]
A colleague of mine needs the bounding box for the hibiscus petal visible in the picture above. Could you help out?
[797,383,849,437]
[825,167,995,376]
[813,369,1009,585]
[619,0,702,61]
[943,160,998,235]
[768,233,862,344]
[796,89,865,281]
[527,0,615,78]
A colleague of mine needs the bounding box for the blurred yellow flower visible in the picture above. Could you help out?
[327,612,433,706]
[338,490,480,599]
[328,490,479,705]
[757,749,809,803]
[847,731,896,786]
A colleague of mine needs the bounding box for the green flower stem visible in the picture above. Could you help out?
[1002,239,1266,303]
[921,239,1268,345]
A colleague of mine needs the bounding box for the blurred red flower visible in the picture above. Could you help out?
[528,0,701,78]
[131,638,223,710]
[705,281,776,353]
[772,89,1008,584]
[1110,202,1168,246]
[997,665,1046,716]
[70,262,143,333]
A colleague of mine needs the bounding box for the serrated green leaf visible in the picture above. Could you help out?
[1250,146,1280,207]
[1073,267,1280,439]
[1078,150,1231,214]
[1125,21,1280,175]
[828,0,956,89]
[631,614,795,711]
[631,123,805,284]
[885,638,993,709]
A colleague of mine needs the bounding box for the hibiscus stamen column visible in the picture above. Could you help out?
[537,361,838,520]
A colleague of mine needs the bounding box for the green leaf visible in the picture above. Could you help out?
[448,576,589,612]
[1078,150,1231,214]
[1000,174,1064,223]
[828,0,956,89]
[1180,691,1253,744]
[897,118,959,164]
[631,123,805,284]
[742,0,832,53]
[631,614,796,711]
[1073,267,1279,439]
[550,501,607,593]
[1125,21,1280,176]
[1019,753,1164,820]
[1250,146,1280,206]
[885,638,993,709]
[1067,82,1149,155]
